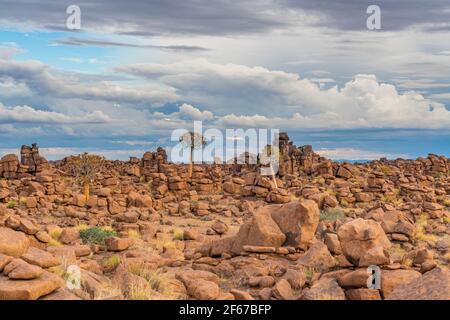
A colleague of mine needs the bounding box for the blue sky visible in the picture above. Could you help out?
[0,1,449,161]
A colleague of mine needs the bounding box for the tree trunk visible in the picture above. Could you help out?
[270,163,278,189]
[83,180,90,202]
[188,146,193,178]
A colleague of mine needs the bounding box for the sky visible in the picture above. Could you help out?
[0,0,449,161]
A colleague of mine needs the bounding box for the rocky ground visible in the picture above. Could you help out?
[0,137,449,300]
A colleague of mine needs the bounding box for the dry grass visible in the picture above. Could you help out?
[172,228,184,241]
[380,165,393,175]
[412,214,438,243]
[219,274,247,291]
[93,283,122,300]
[74,223,89,232]
[125,264,184,300]
[104,254,121,269]
[49,228,62,240]
[320,208,345,221]
[127,229,141,239]
[47,238,63,247]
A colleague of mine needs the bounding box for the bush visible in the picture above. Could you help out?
[79,227,117,245]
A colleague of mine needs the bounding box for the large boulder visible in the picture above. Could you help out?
[0,227,30,258]
[301,278,345,300]
[205,200,320,256]
[0,272,62,300]
[296,240,336,273]
[231,209,285,254]
[380,270,422,298]
[270,200,320,250]
[337,219,391,267]
[386,268,450,300]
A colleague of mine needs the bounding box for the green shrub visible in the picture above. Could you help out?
[79,227,117,245]
[320,208,345,221]
[6,200,16,209]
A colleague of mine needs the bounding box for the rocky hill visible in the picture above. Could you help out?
[0,137,449,300]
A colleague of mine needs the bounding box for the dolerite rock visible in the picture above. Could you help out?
[105,237,133,251]
[296,240,336,273]
[0,154,19,178]
[185,279,220,300]
[21,247,61,268]
[3,259,44,280]
[0,271,62,300]
[0,227,30,258]
[270,200,320,250]
[301,278,345,300]
[203,200,320,256]
[230,207,286,254]
[337,218,391,267]
[386,268,450,300]
[380,270,422,298]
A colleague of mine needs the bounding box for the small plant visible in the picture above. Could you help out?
[380,165,393,175]
[48,228,62,240]
[127,229,141,239]
[79,226,117,245]
[302,267,315,282]
[47,238,63,247]
[443,198,450,208]
[147,180,153,193]
[6,200,16,209]
[74,223,89,232]
[412,214,438,243]
[173,229,184,240]
[19,197,27,206]
[104,254,121,269]
[339,198,349,207]
[320,208,345,221]
[431,172,446,180]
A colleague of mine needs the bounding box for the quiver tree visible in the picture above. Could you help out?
[179,131,207,178]
[66,153,104,201]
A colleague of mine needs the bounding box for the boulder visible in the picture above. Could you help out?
[345,288,381,300]
[105,237,133,251]
[380,269,422,298]
[185,279,220,300]
[3,259,44,280]
[0,272,62,300]
[0,227,30,258]
[21,247,61,268]
[301,278,345,300]
[296,240,336,273]
[337,218,391,266]
[386,268,450,300]
[272,279,294,300]
[231,208,285,254]
[270,200,320,250]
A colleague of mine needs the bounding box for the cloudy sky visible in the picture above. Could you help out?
[0,0,449,161]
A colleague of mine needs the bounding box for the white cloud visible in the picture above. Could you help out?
[316,148,409,160]
[118,59,450,129]
[0,103,111,124]
[0,59,179,106]
[178,103,214,120]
